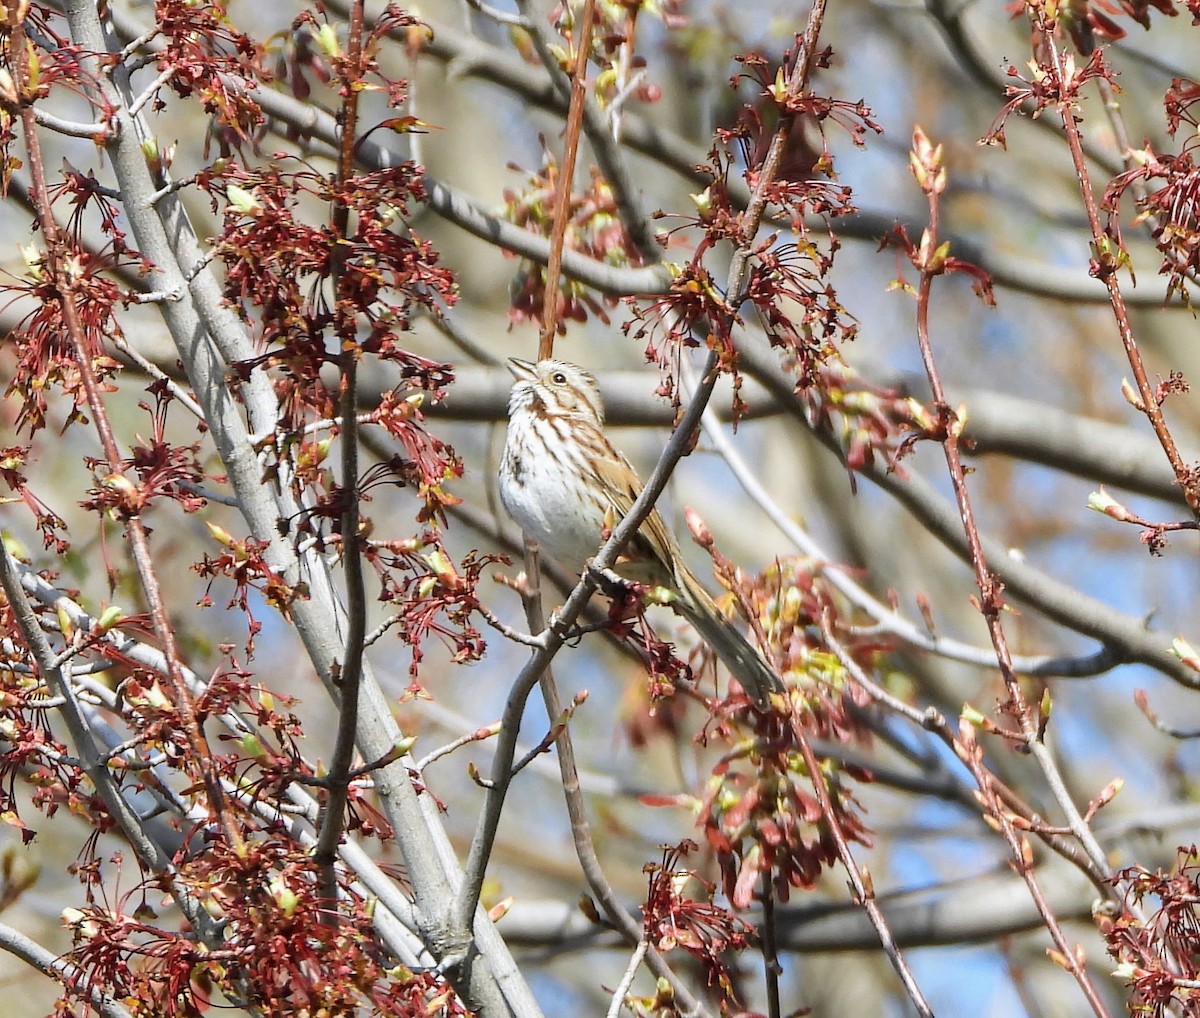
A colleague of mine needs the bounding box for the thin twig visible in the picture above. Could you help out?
[1135,689,1200,740]
[1042,32,1196,516]
[450,546,567,944]
[904,122,1116,1015]
[116,24,161,64]
[514,0,659,267]
[109,334,205,419]
[415,721,501,772]
[127,64,176,117]
[362,613,400,648]
[475,599,546,648]
[509,692,584,779]
[534,0,598,360]
[784,670,936,1015]
[605,938,649,1018]
[522,547,714,1017]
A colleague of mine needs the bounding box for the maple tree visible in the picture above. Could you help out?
[0,0,1198,1016]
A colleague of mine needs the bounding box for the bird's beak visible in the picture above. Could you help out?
[507,357,537,381]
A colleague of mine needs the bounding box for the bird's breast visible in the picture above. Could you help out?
[500,414,609,571]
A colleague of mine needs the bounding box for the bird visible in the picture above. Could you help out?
[498,356,785,708]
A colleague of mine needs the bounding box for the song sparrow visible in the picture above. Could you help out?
[499,357,784,708]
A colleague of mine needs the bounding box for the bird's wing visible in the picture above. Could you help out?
[589,441,679,587]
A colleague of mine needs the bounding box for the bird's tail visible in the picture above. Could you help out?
[672,567,785,709]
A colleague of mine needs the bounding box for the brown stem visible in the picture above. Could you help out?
[313,0,369,922]
[759,872,782,1018]
[538,0,597,360]
[1044,31,1198,515]
[907,124,1113,1016]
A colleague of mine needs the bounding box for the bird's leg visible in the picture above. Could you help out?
[588,562,633,599]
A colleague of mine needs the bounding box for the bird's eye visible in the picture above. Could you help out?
[551,372,567,384]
